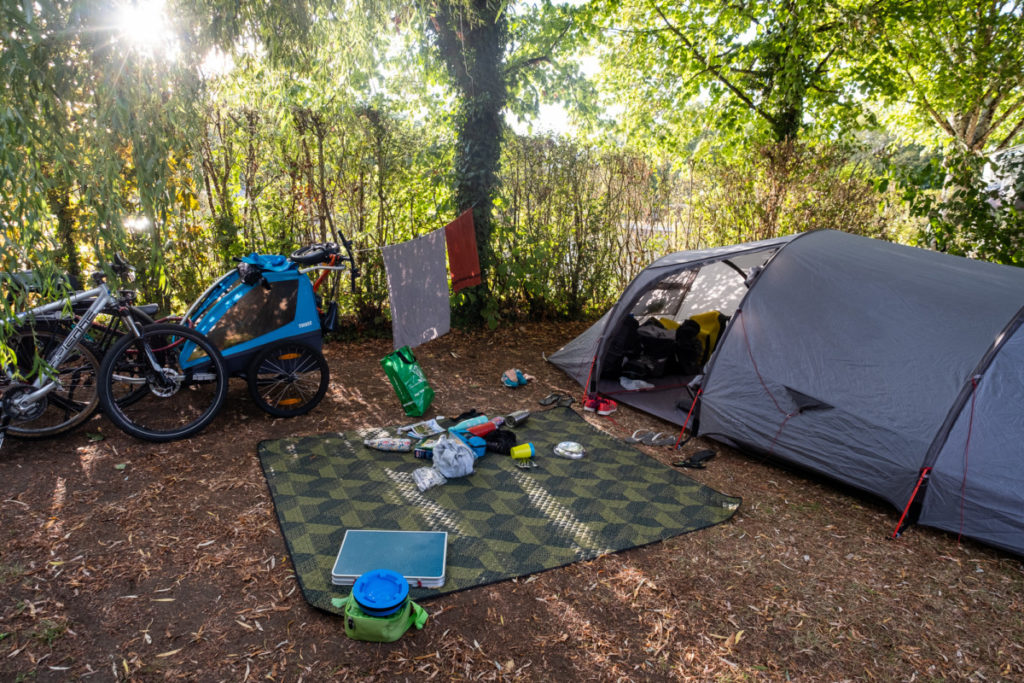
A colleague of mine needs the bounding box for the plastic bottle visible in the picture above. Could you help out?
[448,415,489,432]
[467,416,505,437]
[363,437,414,452]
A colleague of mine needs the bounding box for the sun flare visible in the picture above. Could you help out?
[115,0,178,59]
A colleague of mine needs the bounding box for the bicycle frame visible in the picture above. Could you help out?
[2,283,149,406]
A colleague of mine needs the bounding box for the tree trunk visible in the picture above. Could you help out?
[46,186,82,288]
[433,0,508,323]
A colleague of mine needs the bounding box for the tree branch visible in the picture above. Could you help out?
[809,46,837,83]
[504,16,573,77]
[882,37,960,142]
[988,94,1024,136]
[996,113,1024,151]
[504,54,551,77]
[652,4,778,128]
[919,92,960,142]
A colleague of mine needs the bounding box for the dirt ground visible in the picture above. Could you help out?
[1,321,1022,682]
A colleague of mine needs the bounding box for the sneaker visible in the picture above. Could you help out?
[583,397,617,415]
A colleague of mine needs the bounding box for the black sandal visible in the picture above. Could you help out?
[673,449,716,469]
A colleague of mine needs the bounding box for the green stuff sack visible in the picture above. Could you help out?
[333,596,428,643]
[380,346,435,417]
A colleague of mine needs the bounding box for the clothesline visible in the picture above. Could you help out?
[325,200,480,255]
[382,209,481,350]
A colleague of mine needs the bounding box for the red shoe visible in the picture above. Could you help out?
[583,397,617,416]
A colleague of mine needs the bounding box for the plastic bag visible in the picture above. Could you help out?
[431,434,475,478]
[412,467,447,492]
[380,346,435,417]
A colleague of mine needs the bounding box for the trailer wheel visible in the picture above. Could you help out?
[246,342,329,417]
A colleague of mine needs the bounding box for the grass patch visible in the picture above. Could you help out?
[0,562,27,586]
[31,619,67,646]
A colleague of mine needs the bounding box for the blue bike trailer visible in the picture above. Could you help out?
[182,254,323,375]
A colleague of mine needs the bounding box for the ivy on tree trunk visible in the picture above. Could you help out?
[433,0,508,324]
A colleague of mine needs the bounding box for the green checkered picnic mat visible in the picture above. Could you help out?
[257,407,740,615]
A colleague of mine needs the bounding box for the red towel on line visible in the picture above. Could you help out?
[444,209,482,292]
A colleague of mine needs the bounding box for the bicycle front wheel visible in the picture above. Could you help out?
[98,324,228,442]
[3,324,101,438]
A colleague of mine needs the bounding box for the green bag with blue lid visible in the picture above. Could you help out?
[332,596,428,642]
[333,568,428,642]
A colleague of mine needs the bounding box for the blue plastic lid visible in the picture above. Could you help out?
[352,569,409,616]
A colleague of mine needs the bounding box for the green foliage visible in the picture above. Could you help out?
[0,0,334,321]
[861,0,1024,152]
[903,149,1024,265]
[686,139,910,244]
[593,0,871,145]
[504,1,598,125]
[0,0,202,271]
[495,136,678,320]
[172,86,455,320]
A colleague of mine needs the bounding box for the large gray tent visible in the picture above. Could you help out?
[549,230,1024,555]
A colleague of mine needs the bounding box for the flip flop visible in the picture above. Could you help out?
[640,432,666,446]
[673,449,716,468]
[539,393,562,406]
[648,433,680,447]
[624,429,654,444]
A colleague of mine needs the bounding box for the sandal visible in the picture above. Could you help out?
[624,429,654,444]
[539,393,562,406]
[648,433,679,447]
[673,449,716,469]
[556,395,575,408]
[640,432,666,446]
[502,368,530,388]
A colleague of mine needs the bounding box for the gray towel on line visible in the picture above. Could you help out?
[382,228,451,350]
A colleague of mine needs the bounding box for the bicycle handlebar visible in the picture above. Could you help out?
[290,242,341,265]
[89,254,136,285]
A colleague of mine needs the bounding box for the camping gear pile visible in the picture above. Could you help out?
[604,311,728,383]
[550,229,1024,556]
[257,405,741,615]
[367,408,544,490]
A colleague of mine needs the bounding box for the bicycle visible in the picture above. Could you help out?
[2,267,159,361]
[1,257,228,447]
